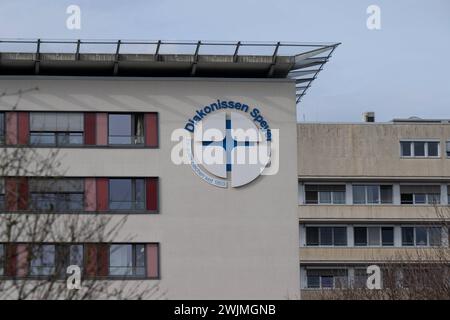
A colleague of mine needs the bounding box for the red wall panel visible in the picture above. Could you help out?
[84,244,97,277]
[84,113,97,145]
[5,244,18,277]
[146,244,159,278]
[96,244,109,277]
[96,178,109,211]
[5,178,18,211]
[17,112,29,145]
[146,178,158,211]
[17,177,28,210]
[144,113,158,147]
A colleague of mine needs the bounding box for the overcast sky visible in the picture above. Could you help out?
[0,0,449,122]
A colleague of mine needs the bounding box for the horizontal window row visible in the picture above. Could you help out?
[304,226,446,247]
[302,183,445,205]
[304,265,450,290]
[0,243,159,279]
[0,177,158,212]
[0,112,158,147]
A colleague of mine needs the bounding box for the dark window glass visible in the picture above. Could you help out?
[305,191,318,204]
[446,142,450,157]
[321,276,334,288]
[353,186,366,204]
[333,227,347,246]
[30,245,56,276]
[354,227,367,246]
[415,227,428,246]
[307,275,320,288]
[381,227,394,246]
[429,227,442,246]
[380,186,393,204]
[56,132,83,145]
[401,141,411,156]
[366,186,379,204]
[428,142,439,157]
[414,194,426,204]
[414,142,425,156]
[402,227,414,246]
[318,191,332,204]
[108,114,144,145]
[305,227,319,246]
[56,245,84,277]
[319,227,333,246]
[401,193,414,204]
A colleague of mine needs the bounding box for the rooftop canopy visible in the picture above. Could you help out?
[0,39,340,103]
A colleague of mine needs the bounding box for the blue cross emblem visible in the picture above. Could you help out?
[202,119,255,172]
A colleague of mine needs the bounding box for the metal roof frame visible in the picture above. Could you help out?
[0,39,340,104]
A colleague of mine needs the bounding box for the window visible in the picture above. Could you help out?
[56,245,84,277]
[400,141,440,157]
[402,227,442,246]
[108,114,144,145]
[353,185,393,204]
[30,245,56,276]
[400,185,440,205]
[0,244,4,276]
[446,141,450,157]
[0,113,4,145]
[30,112,84,146]
[304,185,345,204]
[305,226,347,246]
[109,178,145,210]
[109,244,146,277]
[306,269,348,289]
[29,179,84,211]
[354,227,394,246]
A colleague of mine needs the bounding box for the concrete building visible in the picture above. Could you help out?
[298,118,450,298]
[0,40,339,299]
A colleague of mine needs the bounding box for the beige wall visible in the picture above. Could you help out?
[298,123,450,178]
[0,77,300,299]
[298,205,448,222]
[299,247,446,263]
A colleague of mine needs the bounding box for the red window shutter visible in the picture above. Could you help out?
[84,113,96,145]
[17,177,28,210]
[96,178,109,211]
[144,113,158,147]
[146,177,158,211]
[96,244,109,277]
[17,112,29,145]
[5,244,18,277]
[84,244,97,277]
[146,244,159,278]
[5,178,18,211]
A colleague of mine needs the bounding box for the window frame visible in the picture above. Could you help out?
[400,140,441,158]
[29,112,85,147]
[305,226,348,247]
[353,226,395,247]
[303,184,346,205]
[352,184,393,205]
[108,178,146,211]
[401,226,442,247]
[108,243,147,278]
[107,113,145,146]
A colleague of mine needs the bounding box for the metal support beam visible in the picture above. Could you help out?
[233,41,241,63]
[190,41,201,76]
[113,40,121,75]
[154,40,161,61]
[267,42,280,77]
[34,38,41,75]
[75,39,81,60]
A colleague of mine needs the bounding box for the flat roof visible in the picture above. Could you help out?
[0,39,340,103]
